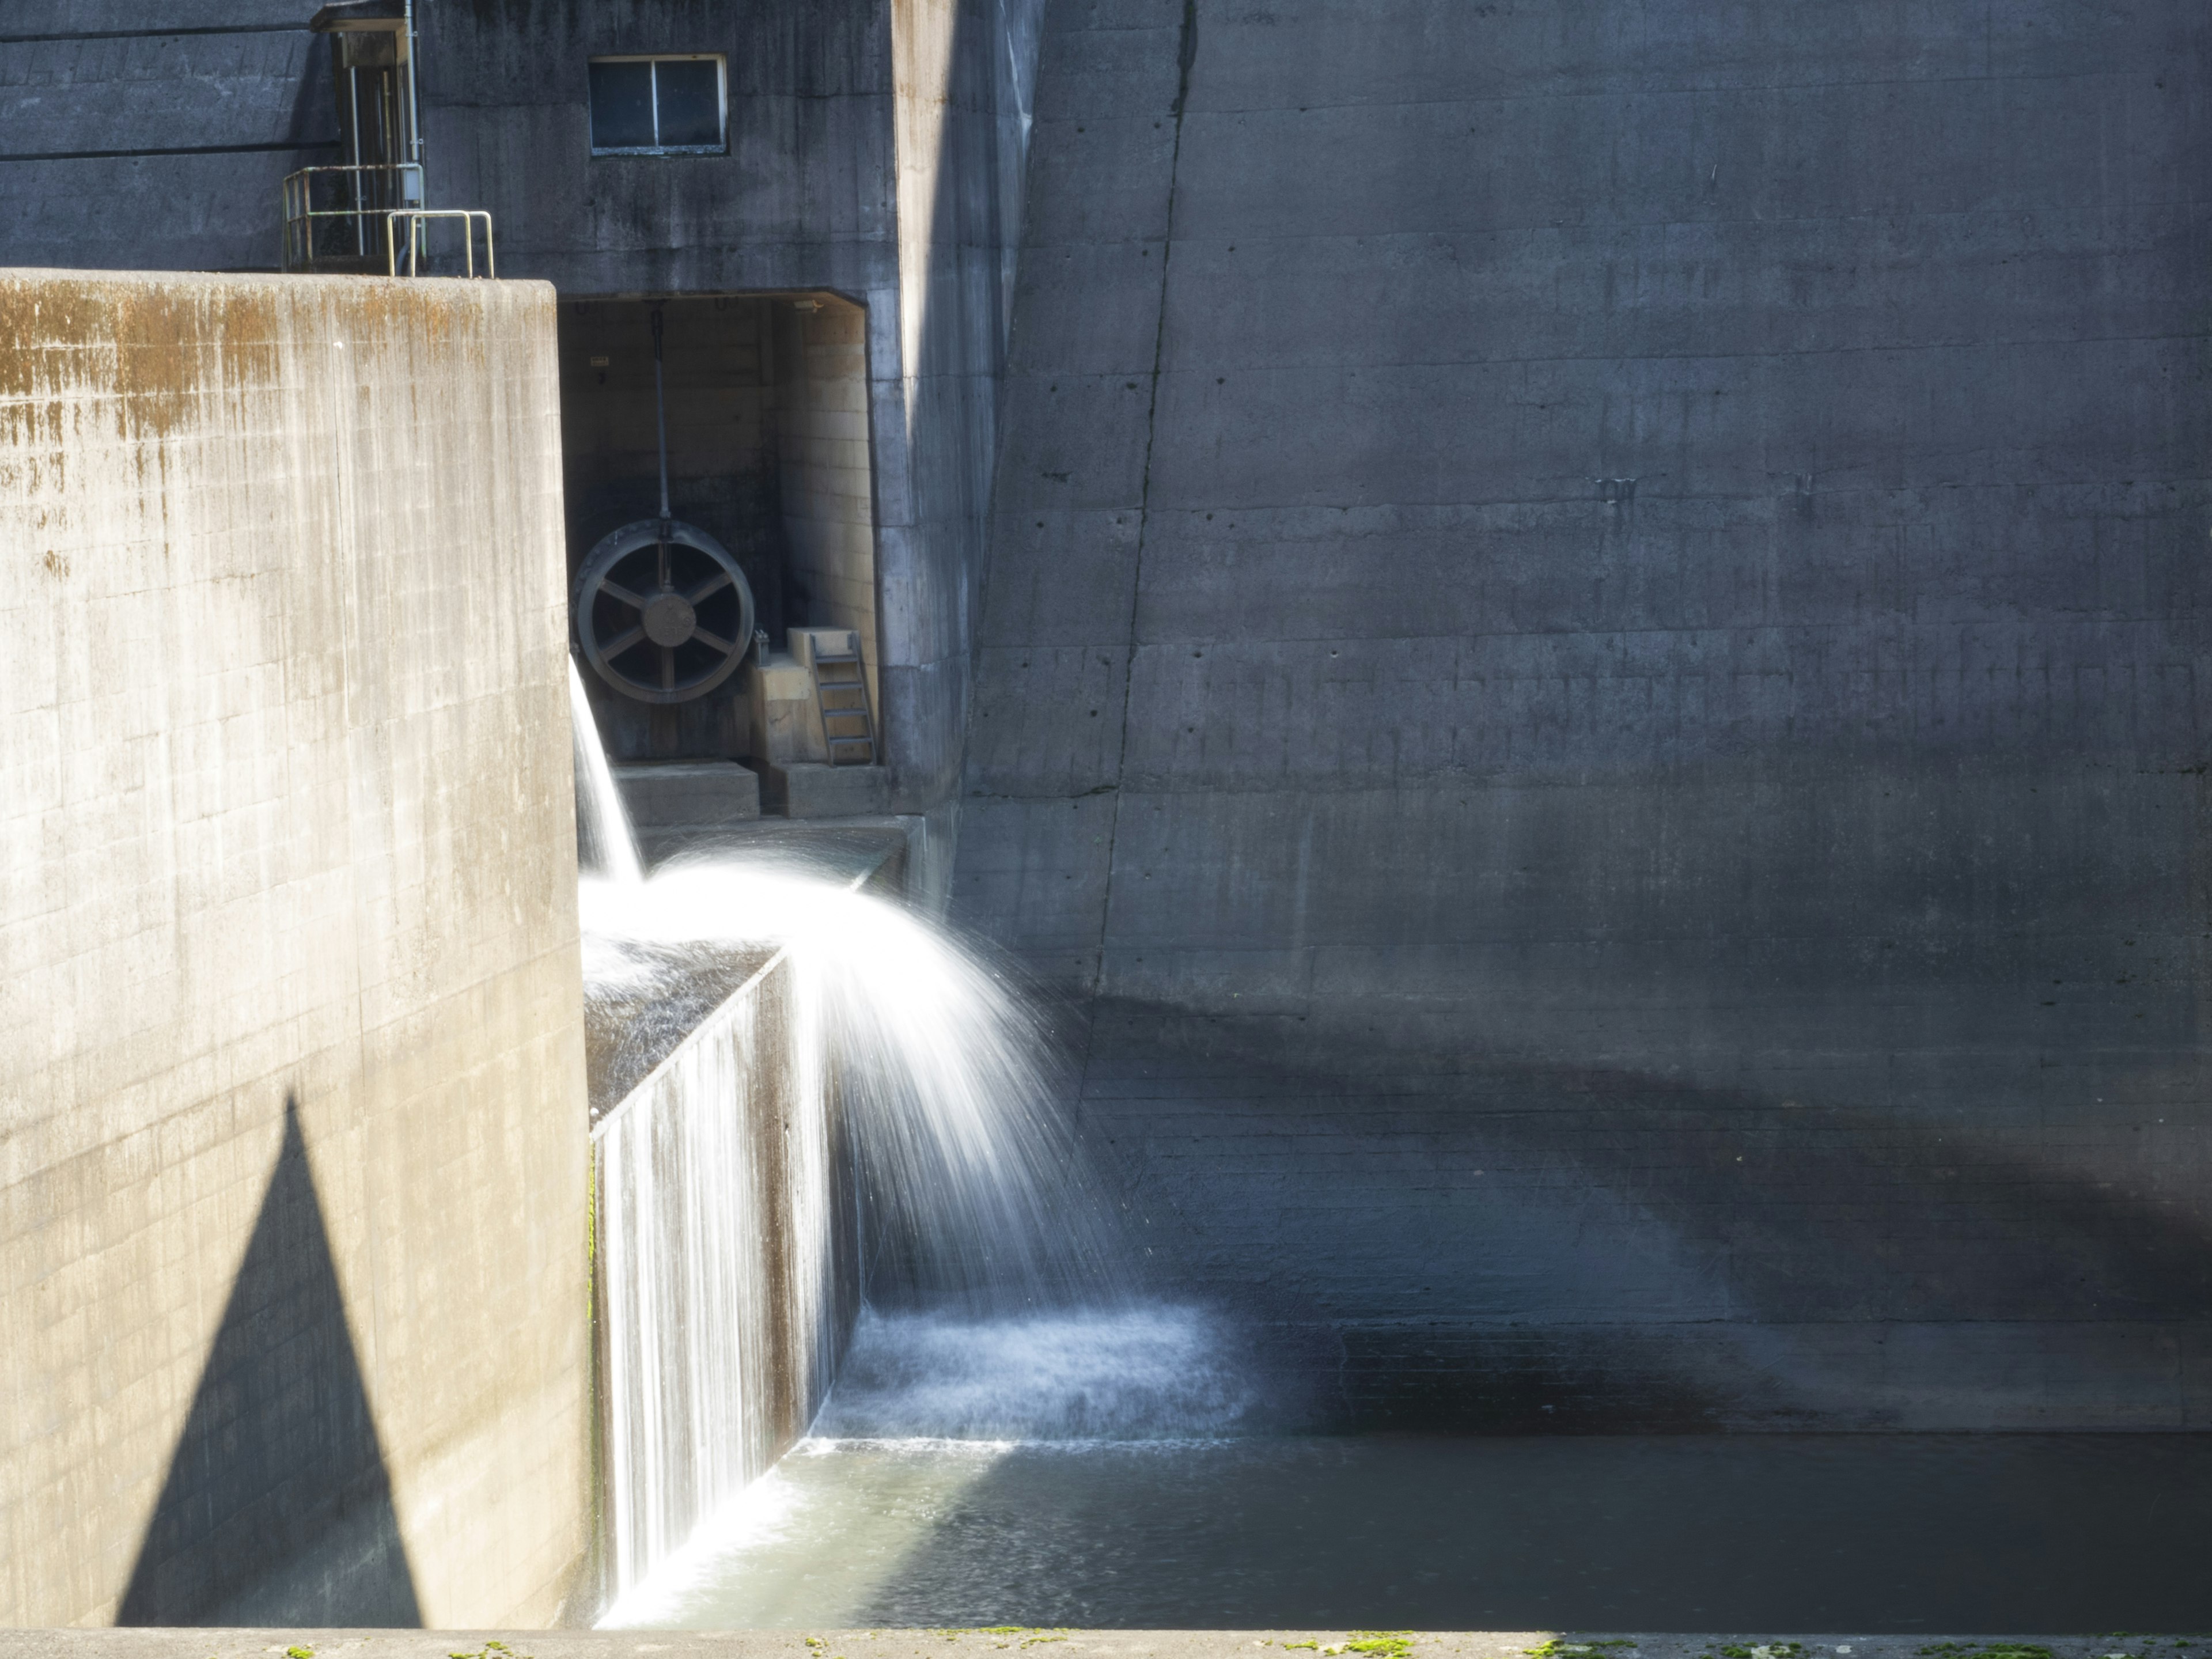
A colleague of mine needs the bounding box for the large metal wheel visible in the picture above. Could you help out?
[571,519,756,705]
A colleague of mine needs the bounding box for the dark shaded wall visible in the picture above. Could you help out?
[958,0,2212,1427]
[0,3,337,271]
[559,294,789,761]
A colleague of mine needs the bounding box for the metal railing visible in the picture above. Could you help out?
[384,208,495,278]
[279,162,422,271]
[279,164,494,278]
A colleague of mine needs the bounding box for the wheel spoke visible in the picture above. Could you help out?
[684,570,733,605]
[659,646,675,692]
[692,625,735,654]
[600,625,645,657]
[599,581,647,609]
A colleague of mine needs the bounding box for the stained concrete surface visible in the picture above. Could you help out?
[0,271,589,1624]
[955,0,2212,1428]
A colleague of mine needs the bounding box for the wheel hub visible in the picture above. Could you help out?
[641,590,696,647]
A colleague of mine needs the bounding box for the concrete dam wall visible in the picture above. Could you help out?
[959,0,2212,1429]
[0,271,590,1623]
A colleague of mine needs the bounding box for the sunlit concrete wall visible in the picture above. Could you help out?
[960,0,2212,1429]
[0,271,589,1623]
[778,297,882,719]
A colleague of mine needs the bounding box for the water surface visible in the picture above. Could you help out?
[607,1431,2212,1633]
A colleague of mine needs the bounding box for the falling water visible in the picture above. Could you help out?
[585,858,1127,1308]
[591,929,842,1600]
[570,682,1247,1616]
[570,657,643,887]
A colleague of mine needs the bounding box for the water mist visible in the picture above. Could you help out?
[570,673,1251,1614]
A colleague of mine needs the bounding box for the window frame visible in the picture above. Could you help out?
[587,54,729,157]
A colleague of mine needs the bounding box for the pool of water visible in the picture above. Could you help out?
[603,1431,2212,1633]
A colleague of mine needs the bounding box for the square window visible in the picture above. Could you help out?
[588,56,726,156]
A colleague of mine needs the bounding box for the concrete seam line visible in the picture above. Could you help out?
[1092,0,1200,1028]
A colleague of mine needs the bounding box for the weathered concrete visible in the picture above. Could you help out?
[779,299,882,720]
[0,6,336,273]
[957,0,2212,1428]
[0,271,589,1624]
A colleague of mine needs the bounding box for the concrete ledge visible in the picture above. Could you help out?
[613,761,762,830]
[759,762,891,818]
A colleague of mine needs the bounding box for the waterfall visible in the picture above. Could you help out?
[570,678,1225,1618]
[570,658,643,887]
[590,937,843,1600]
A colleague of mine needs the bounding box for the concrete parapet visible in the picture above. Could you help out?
[0,270,589,1625]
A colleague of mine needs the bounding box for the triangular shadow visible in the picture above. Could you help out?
[119,1097,421,1625]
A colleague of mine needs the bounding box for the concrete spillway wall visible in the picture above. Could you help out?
[960,0,2212,1429]
[592,949,856,1606]
[584,835,902,1607]
[0,271,589,1622]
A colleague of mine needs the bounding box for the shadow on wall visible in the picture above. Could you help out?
[120,1099,419,1626]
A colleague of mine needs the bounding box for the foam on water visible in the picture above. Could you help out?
[817,1305,1255,1440]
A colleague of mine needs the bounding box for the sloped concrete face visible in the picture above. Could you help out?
[0,271,589,1623]
[959,2,2212,1427]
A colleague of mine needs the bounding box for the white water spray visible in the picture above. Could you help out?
[570,657,643,887]
[569,681,1245,1613]
[582,857,1127,1311]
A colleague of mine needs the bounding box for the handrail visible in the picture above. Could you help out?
[280,162,423,272]
[383,208,494,278]
[279,164,493,278]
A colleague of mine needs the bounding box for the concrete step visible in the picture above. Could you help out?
[611,760,762,842]
[760,760,889,818]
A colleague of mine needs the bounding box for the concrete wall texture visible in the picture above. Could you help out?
[0,272,590,1623]
[779,297,882,721]
[0,4,338,274]
[957,0,2212,1428]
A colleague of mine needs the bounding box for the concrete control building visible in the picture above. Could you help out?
[5,0,2212,1627]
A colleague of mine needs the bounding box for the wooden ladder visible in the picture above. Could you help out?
[812,642,877,766]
